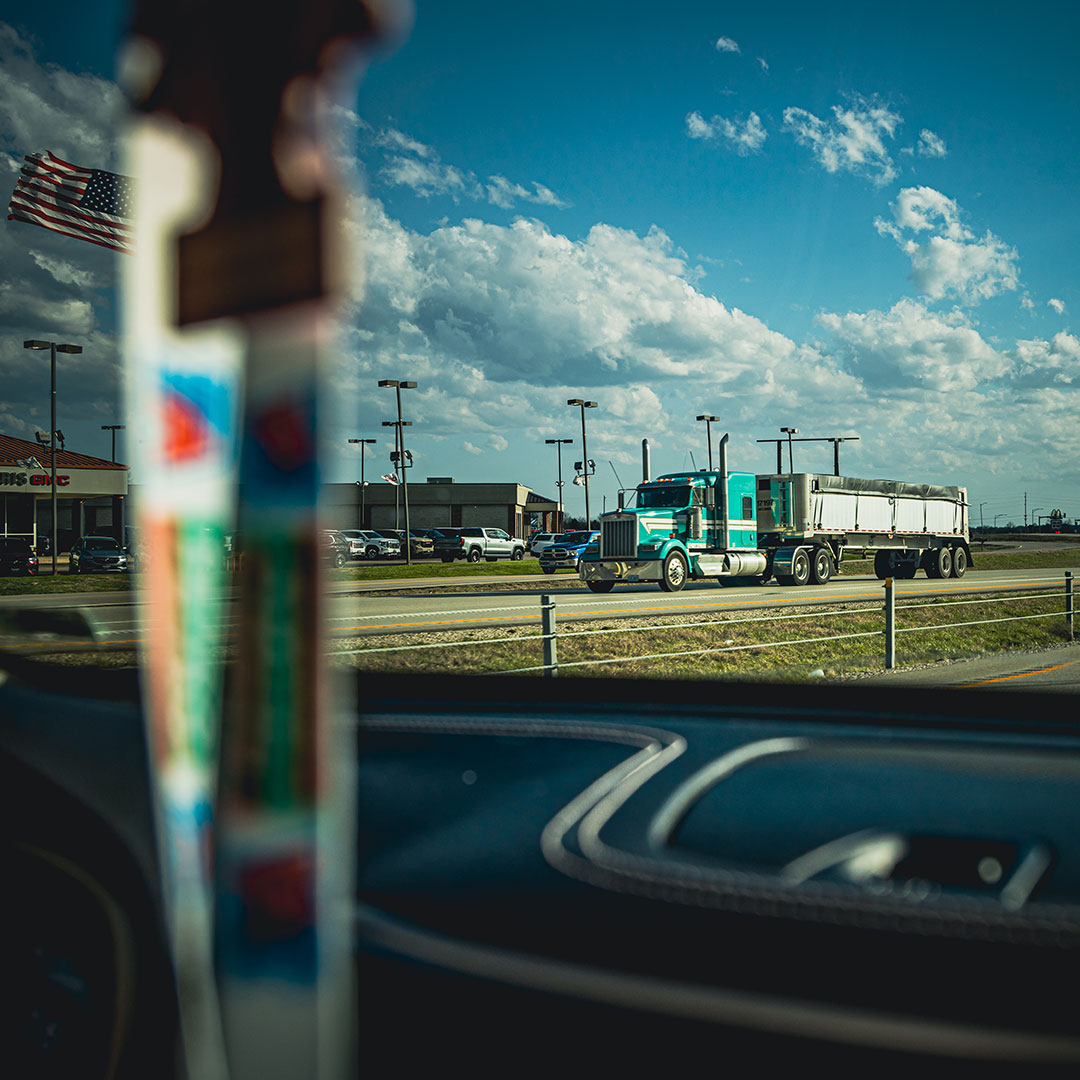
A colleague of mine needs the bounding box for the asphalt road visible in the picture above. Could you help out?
[3,564,1076,652]
[855,643,1080,692]
[322,566,1078,636]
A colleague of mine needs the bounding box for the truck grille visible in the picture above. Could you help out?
[602,517,636,558]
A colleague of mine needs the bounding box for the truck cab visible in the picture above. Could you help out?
[580,469,763,593]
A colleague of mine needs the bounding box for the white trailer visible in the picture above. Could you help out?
[755,473,971,581]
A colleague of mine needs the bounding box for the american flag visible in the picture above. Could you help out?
[7,150,134,253]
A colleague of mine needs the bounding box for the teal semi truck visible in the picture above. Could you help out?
[579,435,971,593]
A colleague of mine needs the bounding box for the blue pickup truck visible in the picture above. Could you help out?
[538,530,600,574]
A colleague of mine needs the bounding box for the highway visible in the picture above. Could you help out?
[2,564,1076,650]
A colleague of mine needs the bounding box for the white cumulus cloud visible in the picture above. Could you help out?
[1049,298,1066,315]
[369,124,567,211]
[685,110,766,155]
[782,96,901,185]
[874,187,1020,304]
[1015,332,1080,386]
[817,299,1011,392]
[916,129,948,158]
[715,36,740,53]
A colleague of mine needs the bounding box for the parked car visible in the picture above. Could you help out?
[68,535,129,574]
[0,536,38,575]
[383,529,435,558]
[527,532,560,556]
[434,526,527,562]
[338,529,400,560]
[538,530,600,573]
[321,530,350,568]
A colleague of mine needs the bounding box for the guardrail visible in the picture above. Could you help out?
[332,572,1075,678]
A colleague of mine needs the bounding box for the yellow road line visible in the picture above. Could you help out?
[0,577,1063,647]
[956,661,1078,688]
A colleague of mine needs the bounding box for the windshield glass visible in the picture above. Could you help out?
[637,486,692,509]
[5,7,1080,1079]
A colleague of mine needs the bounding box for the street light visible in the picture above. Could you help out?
[695,414,720,471]
[348,438,377,529]
[381,420,413,532]
[567,399,597,527]
[979,502,986,529]
[1031,507,1045,532]
[24,339,81,575]
[545,438,573,532]
[379,380,418,564]
[780,427,799,474]
[101,424,125,462]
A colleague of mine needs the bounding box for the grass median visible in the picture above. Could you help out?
[327,586,1075,681]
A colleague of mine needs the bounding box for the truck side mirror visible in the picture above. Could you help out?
[705,486,715,508]
[618,491,625,510]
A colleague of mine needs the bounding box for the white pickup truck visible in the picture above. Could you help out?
[435,526,526,563]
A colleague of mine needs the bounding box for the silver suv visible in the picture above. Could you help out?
[339,529,401,560]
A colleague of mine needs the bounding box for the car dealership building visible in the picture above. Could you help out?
[0,433,128,550]
[323,477,562,537]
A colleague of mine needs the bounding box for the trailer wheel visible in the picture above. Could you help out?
[791,548,811,587]
[586,580,615,593]
[811,548,833,585]
[951,546,967,578]
[659,550,688,592]
[874,550,892,579]
[926,546,952,579]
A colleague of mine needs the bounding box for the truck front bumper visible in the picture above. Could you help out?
[579,558,664,584]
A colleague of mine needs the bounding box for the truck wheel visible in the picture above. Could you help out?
[365,546,379,560]
[791,548,811,586]
[586,580,615,593]
[659,550,688,592]
[811,548,833,585]
[511,548,524,560]
[874,550,892,579]
[467,548,482,563]
[927,546,952,579]
[441,556,454,563]
[542,567,555,574]
[951,546,967,577]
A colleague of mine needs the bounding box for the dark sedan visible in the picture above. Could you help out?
[0,536,38,575]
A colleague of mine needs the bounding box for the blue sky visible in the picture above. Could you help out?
[1,2,1078,527]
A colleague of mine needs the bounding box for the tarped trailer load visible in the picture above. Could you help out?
[757,473,968,542]
[756,473,970,582]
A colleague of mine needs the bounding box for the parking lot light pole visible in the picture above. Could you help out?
[25,339,81,575]
[780,427,799,474]
[379,380,418,564]
[101,424,125,462]
[695,414,720,471]
[348,438,377,529]
[567,399,597,527]
[545,438,573,532]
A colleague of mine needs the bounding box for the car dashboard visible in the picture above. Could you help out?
[2,659,1078,1075]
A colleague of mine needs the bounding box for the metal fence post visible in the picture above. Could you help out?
[884,577,895,669]
[541,594,558,677]
[1067,571,1074,643]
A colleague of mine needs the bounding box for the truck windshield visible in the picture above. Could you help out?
[637,486,691,509]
